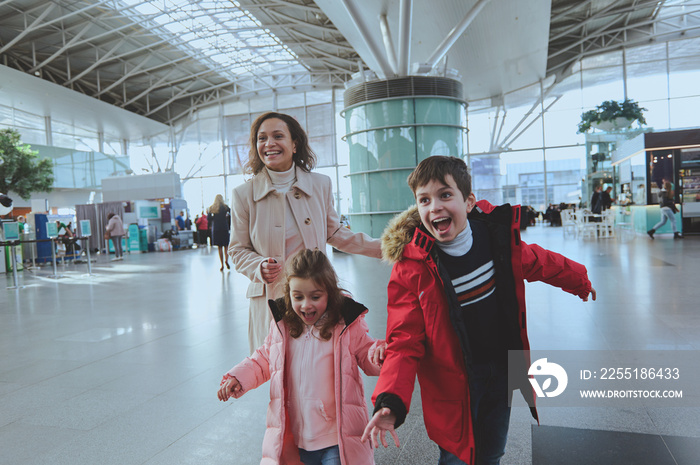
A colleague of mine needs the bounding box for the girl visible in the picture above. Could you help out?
[218,248,385,465]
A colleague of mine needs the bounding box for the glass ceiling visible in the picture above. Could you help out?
[120,0,306,77]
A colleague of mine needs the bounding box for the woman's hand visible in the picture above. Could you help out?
[261,258,282,284]
[218,376,243,401]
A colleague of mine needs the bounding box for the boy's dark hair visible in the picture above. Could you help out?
[283,248,344,340]
[246,112,316,175]
[407,156,472,200]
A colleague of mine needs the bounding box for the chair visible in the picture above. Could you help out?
[598,210,616,238]
[561,209,577,237]
[577,210,598,239]
[616,209,635,241]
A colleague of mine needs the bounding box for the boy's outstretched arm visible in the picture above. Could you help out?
[362,407,400,449]
[521,242,596,301]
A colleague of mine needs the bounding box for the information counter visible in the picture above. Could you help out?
[612,205,681,234]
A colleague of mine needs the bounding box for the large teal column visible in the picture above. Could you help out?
[342,76,467,237]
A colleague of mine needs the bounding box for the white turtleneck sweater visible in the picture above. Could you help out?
[267,166,304,259]
[434,220,473,256]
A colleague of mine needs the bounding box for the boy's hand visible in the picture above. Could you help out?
[582,287,597,302]
[361,407,400,449]
[371,341,387,367]
[217,376,243,401]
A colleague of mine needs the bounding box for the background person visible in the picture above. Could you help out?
[647,181,682,239]
[597,186,613,211]
[590,185,602,214]
[105,212,125,260]
[228,111,382,354]
[175,211,186,231]
[208,194,231,271]
[195,211,209,246]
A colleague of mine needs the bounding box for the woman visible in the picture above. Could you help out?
[229,111,382,353]
[648,181,682,239]
[208,194,231,270]
[105,212,125,260]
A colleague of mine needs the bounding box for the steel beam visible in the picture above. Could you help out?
[398,0,412,76]
[0,3,56,54]
[339,0,394,78]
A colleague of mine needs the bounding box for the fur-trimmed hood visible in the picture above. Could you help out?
[380,205,423,264]
[380,200,506,264]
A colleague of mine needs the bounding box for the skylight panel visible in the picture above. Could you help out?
[118,0,300,78]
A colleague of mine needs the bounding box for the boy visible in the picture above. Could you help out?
[362,156,595,465]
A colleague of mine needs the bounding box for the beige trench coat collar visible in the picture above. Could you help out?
[252,166,313,202]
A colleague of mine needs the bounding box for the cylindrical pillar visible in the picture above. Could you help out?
[342,76,467,237]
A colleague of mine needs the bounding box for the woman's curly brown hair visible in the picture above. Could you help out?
[283,249,345,340]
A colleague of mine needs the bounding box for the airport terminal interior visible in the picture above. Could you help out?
[2,1,700,464]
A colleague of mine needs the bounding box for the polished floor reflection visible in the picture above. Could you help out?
[1,224,699,464]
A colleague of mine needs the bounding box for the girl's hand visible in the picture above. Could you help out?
[218,377,243,401]
[261,258,282,284]
[371,341,387,367]
[361,408,400,449]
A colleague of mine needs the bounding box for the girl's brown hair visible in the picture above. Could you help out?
[245,112,316,175]
[283,249,345,340]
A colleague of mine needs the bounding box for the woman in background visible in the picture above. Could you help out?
[208,194,231,270]
[105,212,125,260]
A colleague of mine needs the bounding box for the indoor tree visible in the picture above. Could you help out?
[0,128,54,199]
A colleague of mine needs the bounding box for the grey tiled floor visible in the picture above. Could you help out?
[1,224,699,464]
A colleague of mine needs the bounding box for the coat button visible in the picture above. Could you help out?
[304,218,311,225]
[293,192,301,199]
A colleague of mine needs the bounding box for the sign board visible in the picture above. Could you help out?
[4,222,20,241]
[46,221,58,238]
[80,219,92,237]
[139,206,160,219]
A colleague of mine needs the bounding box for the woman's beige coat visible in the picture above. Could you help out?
[229,167,381,353]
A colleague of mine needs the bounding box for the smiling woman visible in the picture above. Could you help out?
[228,111,382,354]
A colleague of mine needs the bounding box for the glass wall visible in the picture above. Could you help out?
[466,36,700,213]
[0,103,131,195]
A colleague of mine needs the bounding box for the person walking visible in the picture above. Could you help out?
[195,211,209,246]
[105,212,125,260]
[647,181,682,239]
[228,111,382,354]
[208,194,231,270]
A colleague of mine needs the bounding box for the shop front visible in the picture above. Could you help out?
[612,128,700,235]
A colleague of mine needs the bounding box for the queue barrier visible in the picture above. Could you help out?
[1,236,94,287]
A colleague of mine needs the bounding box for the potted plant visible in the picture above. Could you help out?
[577,99,647,133]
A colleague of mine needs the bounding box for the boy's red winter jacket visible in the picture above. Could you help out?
[373,201,592,464]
